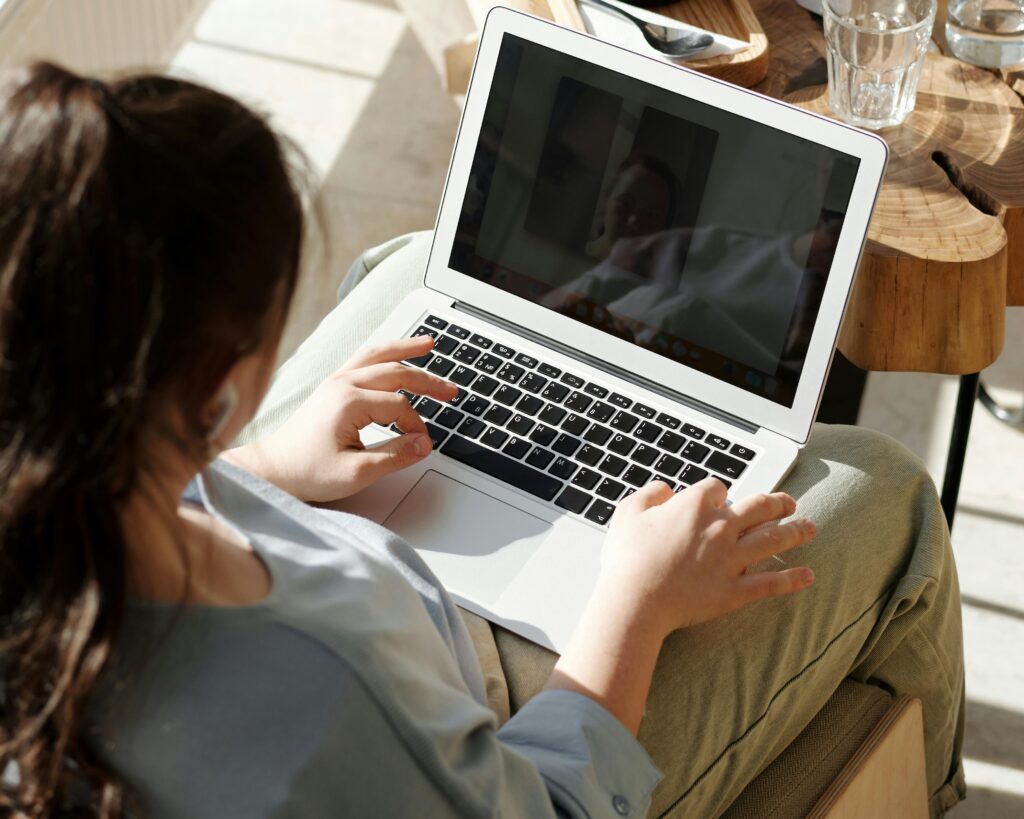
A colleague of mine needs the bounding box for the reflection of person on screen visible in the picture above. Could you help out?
[544,216,842,374]
[585,155,680,259]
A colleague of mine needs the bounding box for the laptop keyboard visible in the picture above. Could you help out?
[390,314,759,528]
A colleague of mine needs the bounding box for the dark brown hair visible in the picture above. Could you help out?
[0,62,304,816]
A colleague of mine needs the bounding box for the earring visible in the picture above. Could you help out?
[205,382,239,456]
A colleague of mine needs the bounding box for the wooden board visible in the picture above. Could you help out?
[547,0,770,88]
[750,0,1024,374]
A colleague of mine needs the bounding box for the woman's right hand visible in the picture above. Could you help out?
[598,478,816,639]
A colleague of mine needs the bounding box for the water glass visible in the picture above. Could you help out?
[823,0,937,130]
[947,0,1024,68]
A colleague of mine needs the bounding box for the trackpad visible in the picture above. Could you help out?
[384,470,551,605]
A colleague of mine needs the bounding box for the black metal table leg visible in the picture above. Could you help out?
[940,373,980,529]
[979,379,1024,426]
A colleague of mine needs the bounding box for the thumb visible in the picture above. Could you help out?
[349,432,432,488]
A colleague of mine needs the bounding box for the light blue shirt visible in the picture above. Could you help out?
[86,461,662,817]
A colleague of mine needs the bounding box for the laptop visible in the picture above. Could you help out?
[331,7,888,652]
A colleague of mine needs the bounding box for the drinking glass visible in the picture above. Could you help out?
[823,0,937,130]
[946,0,1024,67]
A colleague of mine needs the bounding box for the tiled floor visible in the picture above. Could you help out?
[170,0,1024,814]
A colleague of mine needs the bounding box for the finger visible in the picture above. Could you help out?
[343,336,433,370]
[737,517,816,566]
[732,566,814,606]
[358,390,428,437]
[730,492,796,532]
[619,479,673,513]
[346,433,434,491]
[346,362,457,400]
[670,476,728,511]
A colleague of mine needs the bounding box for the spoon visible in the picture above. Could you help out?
[578,0,715,58]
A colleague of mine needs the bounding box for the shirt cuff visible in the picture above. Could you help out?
[498,689,663,818]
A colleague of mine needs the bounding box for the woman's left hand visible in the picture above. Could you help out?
[226,336,457,502]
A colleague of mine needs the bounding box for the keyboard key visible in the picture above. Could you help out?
[415,397,442,418]
[634,403,657,419]
[655,454,684,477]
[406,350,432,367]
[635,421,662,443]
[515,353,538,369]
[609,392,632,409]
[630,444,659,466]
[426,356,455,377]
[707,435,730,451]
[433,335,458,355]
[538,363,561,379]
[539,404,567,425]
[526,446,555,470]
[474,375,499,396]
[577,444,603,466]
[561,372,585,389]
[483,405,512,426]
[453,344,481,365]
[441,435,561,500]
[561,414,589,435]
[656,412,681,429]
[651,477,676,490]
[610,411,640,433]
[507,414,534,435]
[683,423,705,439]
[730,444,755,461]
[458,417,486,438]
[541,382,570,403]
[516,395,544,415]
[682,440,711,463]
[658,431,686,453]
[584,424,613,446]
[549,457,577,479]
[436,408,463,429]
[477,354,503,374]
[598,454,628,477]
[449,365,476,387]
[608,434,636,456]
[584,383,609,398]
[424,421,448,449]
[446,388,468,407]
[529,424,557,447]
[555,486,592,514]
[623,465,652,487]
[493,343,515,359]
[447,324,470,339]
[519,372,547,394]
[481,427,508,449]
[470,333,492,349]
[584,501,615,526]
[706,451,748,479]
[497,363,525,384]
[412,325,438,339]
[493,385,522,406]
[586,401,615,423]
[424,315,447,330]
[571,468,601,490]
[596,478,625,500]
[552,434,582,457]
[463,395,489,417]
[679,463,709,484]
[503,437,531,459]
[565,391,592,412]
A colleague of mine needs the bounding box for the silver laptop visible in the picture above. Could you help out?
[332,8,887,652]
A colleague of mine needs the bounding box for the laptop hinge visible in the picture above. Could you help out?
[453,302,760,435]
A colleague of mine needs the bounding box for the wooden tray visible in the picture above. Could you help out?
[445,0,769,92]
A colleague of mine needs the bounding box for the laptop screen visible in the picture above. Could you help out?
[449,34,861,409]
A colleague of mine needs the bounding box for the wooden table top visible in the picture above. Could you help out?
[750,0,1024,374]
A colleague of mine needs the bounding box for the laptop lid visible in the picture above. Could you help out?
[425,7,887,445]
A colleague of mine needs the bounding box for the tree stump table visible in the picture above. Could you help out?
[749,0,1024,524]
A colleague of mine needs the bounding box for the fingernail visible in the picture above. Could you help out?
[802,568,815,584]
[804,518,816,536]
[410,433,431,456]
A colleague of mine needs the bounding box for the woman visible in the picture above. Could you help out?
[0,64,965,818]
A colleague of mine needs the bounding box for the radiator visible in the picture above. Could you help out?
[0,0,208,74]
